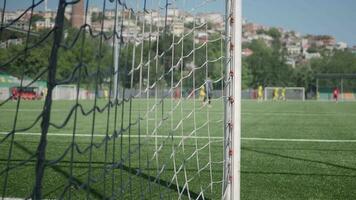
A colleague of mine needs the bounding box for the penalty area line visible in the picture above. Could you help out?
[0,132,223,140]
[1,132,356,143]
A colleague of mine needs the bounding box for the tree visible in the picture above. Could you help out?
[266,28,281,39]
[244,39,293,88]
[31,14,45,24]
[310,50,356,74]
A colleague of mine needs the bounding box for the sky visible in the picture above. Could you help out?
[2,0,356,46]
[243,0,356,46]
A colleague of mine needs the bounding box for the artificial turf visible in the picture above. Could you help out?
[0,99,356,199]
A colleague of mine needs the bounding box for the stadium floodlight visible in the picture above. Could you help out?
[264,87,305,101]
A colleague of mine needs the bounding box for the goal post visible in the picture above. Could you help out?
[264,87,305,101]
[52,85,77,100]
[316,73,356,101]
[227,0,242,200]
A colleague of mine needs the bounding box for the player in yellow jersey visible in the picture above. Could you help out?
[273,87,279,101]
[280,87,286,101]
[199,85,206,105]
[257,85,263,101]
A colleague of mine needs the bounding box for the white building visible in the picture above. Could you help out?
[286,57,296,68]
[35,19,55,30]
[167,8,181,17]
[287,45,301,56]
[304,52,321,60]
[197,13,223,25]
[172,21,184,36]
[336,42,348,50]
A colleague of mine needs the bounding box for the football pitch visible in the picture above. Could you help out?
[1,100,356,199]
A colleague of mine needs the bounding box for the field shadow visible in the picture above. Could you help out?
[243,146,356,152]
[242,170,356,178]
[9,141,204,199]
[243,147,356,173]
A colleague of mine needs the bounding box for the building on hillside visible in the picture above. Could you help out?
[0,38,23,48]
[245,34,274,46]
[307,35,336,47]
[35,20,55,30]
[1,10,28,23]
[301,38,309,50]
[286,57,296,68]
[352,46,356,54]
[172,21,184,36]
[91,19,115,32]
[286,45,302,56]
[184,15,195,24]
[42,10,57,19]
[104,9,117,19]
[304,52,321,60]
[242,48,253,57]
[243,23,264,34]
[195,32,208,43]
[335,42,348,50]
[196,13,223,25]
[167,8,182,17]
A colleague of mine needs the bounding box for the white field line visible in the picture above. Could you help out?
[2,198,27,200]
[1,132,356,143]
[1,198,52,200]
[0,132,223,140]
[243,112,356,116]
[1,109,355,117]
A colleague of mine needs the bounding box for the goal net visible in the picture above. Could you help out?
[0,0,240,199]
[264,87,305,101]
[52,85,77,100]
[316,74,356,101]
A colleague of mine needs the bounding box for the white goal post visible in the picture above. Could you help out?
[0,0,242,199]
[52,85,77,100]
[264,87,305,101]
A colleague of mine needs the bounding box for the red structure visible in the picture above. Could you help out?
[11,87,42,100]
[71,0,84,28]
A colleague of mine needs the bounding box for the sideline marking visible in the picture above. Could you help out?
[1,132,356,143]
[1,109,355,117]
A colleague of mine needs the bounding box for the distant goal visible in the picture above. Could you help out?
[264,87,305,101]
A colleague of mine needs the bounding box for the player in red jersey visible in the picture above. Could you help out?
[333,87,339,102]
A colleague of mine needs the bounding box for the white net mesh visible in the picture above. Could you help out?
[0,0,233,199]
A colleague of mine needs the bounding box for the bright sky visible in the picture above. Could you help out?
[2,0,356,46]
[243,0,356,46]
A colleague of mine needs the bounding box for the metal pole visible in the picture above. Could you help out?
[231,0,242,199]
[341,78,344,101]
[316,78,319,100]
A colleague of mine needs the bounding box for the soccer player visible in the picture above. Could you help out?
[273,87,279,101]
[174,87,181,101]
[257,85,263,101]
[199,85,206,105]
[333,87,339,102]
[280,87,286,101]
[204,77,213,107]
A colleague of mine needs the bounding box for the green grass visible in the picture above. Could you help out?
[1,99,356,199]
